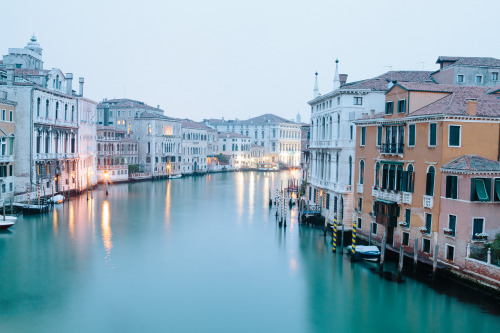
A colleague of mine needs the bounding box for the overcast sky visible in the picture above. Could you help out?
[3,0,499,122]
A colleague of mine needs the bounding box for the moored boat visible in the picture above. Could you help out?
[347,245,381,262]
[169,174,182,179]
[47,194,64,204]
[0,220,15,230]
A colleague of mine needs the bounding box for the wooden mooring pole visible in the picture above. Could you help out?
[379,236,386,273]
[432,244,439,279]
[413,238,418,273]
[398,246,404,282]
[340,223,344,254]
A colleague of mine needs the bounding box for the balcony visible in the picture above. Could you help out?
[372,186,402,203]
[402,192,412,205]
[423,195,433,209]
[357,183,363,194]
[378,143,404,155]
[0,155,14,163]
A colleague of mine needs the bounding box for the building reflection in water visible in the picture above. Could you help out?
[236,172,244,223]
[165,180,171,229]
[53,209,58,238]
[248,172,255,220]
[69,203,75,241]
[101,201,113,260]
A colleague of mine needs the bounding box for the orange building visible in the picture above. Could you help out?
[353,82,500,266]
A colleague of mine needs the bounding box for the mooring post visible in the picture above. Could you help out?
[379,236,386,273]
[332,213,337,253]
[432,244,439,279]
[398,246,404,282]
[368,227,372,245]
[340,223,344,254]
[413,238,418,273]
[3,201,5,221]
[350,219,357,262]
[10,197,13,214]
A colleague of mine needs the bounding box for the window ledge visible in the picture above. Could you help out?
[444,235,456,240]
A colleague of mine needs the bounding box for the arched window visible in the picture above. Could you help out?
[396,165,403,191]
[359,160,364,184]
[375,162,380,187]
[348,156,352,185]
[71,106,74,121]
[65,104,68,120]
[426,166,435,196]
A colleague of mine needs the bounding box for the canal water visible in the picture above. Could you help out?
[0,171,498,332]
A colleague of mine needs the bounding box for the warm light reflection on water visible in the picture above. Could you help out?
[165,180,171,229]
[248,172,255,220]
[53,209,58,237]
[101,201,113,259]
[69,203,75,241]
[236,172,244,222]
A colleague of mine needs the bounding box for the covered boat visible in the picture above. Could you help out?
[347,245,381,262]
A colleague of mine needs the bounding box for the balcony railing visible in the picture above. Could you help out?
[378,143,404,155]
[0,155,14,163]
[423,195,433,209]
[357,183,363,194]
[402,192,412,205]
[372,186,402,203]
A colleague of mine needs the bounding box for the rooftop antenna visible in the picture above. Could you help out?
[416,62,425,70]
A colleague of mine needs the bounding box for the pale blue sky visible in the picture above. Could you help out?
[3,0,499,122]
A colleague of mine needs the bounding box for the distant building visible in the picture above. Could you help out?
[431,56,500,86]
[204,113,301,167]
[300,123,310,182]
[250,144,266,167]
[181,120,212,174]
[0,92,16,201]
[217,132,251,169]
[97,98,164,130]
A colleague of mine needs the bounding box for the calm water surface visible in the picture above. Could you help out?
[0,171,499,332]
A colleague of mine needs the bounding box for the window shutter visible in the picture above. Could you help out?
[446,176,452,198]
[475,178,490,201]
[401,171,408,191]
[409,125,415,146]
[452,176,458,199]
[426,172,434,196]
[430,124,437,146]
[495,179,500,201]
[449,126,460,146]
[449,216,456,234]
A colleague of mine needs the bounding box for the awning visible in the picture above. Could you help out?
[475,179,489,201]
[380,160,404,166]
[375,199,397,205]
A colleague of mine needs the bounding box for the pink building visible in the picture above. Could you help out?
[439,155,500,286]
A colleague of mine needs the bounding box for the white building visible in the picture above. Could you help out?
[181,119,212,174]
[134,112,182,177]
[204,113,301,167]
[307,60,432,226]
[217,132,251,169]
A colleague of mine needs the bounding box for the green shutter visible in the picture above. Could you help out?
[449,126,460,146]
[361,127,366,145]
[401,171,408,191]
[452,176,458,199]
[426,171,434,196]
[495,179,500,201]
[377,126,382,145]
[475,178,489,201]
[446,176,452,198]
[9,138,13,155]
[449,215,456,235]
[409,125,415,146]
[429,123,437,146]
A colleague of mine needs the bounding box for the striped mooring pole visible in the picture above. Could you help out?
[332,213,338,253]
[351,218,357,261]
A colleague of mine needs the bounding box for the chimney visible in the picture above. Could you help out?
[370,109,375,118]
[157,105,160,109]
[6,64,14,86]
[339,74,348,85]
[466,98,478,116]
[79,77,84,96]
[65,73,73,95]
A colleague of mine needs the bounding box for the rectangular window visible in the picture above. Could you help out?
[471,178,491,202]
[354,97,363,105]
[350,126,353,140]
[397,100,406,113]
[475,75,483,83]
[402,232,410,246]
[377,126,382,146]
[492,72,499,81]
[448,215,456,236]
[357,217,362,230]
[408,124,415,146]
[494,179,500,202]
[1,110,5,121]
[446,245,455,261]
[423,238,431,253]
[448,125,461,147]
[371,222,377,235]
[358,198,362,212]
[326,193,330,210]
[429,123,437,146]
[361,127,366,146]
[425,213,432,235]
[445,175,458,199]
[472,218,484,240]
[385,101,394,115]
[405,208,411,228]
[457,75,464,83]
[9,111,13,122]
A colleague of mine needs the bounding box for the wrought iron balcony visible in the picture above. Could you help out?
[378,143,404,155]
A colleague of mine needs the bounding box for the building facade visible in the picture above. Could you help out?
[181,119,211,174]
[0,92,16,201]
[217,132,251,168]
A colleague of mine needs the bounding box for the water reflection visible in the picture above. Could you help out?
[101,200,112,260]
[69,203,75,241]
[53,208,58,238]
[165,180,171,229]
[235,172,244,222]
[248,172,255,220]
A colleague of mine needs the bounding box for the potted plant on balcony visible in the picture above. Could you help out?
[474,233,489,240]
[419,226,427,234]
[443,228,453,236]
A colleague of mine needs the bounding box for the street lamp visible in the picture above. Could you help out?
[104,171,109,196]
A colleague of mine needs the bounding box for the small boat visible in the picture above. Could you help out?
[347,245,381,262]
[47,194,64,204]
[170,174,182,179]
[12,202,49,215]
[0,220,15,230]
[0,215,18,222]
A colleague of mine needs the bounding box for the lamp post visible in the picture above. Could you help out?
[104,171,109,196]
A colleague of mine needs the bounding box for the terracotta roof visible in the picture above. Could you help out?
[182,119,213,130]
[137,111,178,121]
[98,98,163,112]
[13,68,49,76]
[340,71,434,91]
[395,82,455,93]
[436,56,500,67]
[442,155,500,172]
[409,85,500,117]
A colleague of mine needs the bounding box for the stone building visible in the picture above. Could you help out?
[217,132,251,169]
[307,60,432,226]
[134,112,182,177]
[181,119,212,174]
[97,98,164,131]
[204,114,302,167]
[0,35,98,195]
[0,91,16,201]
